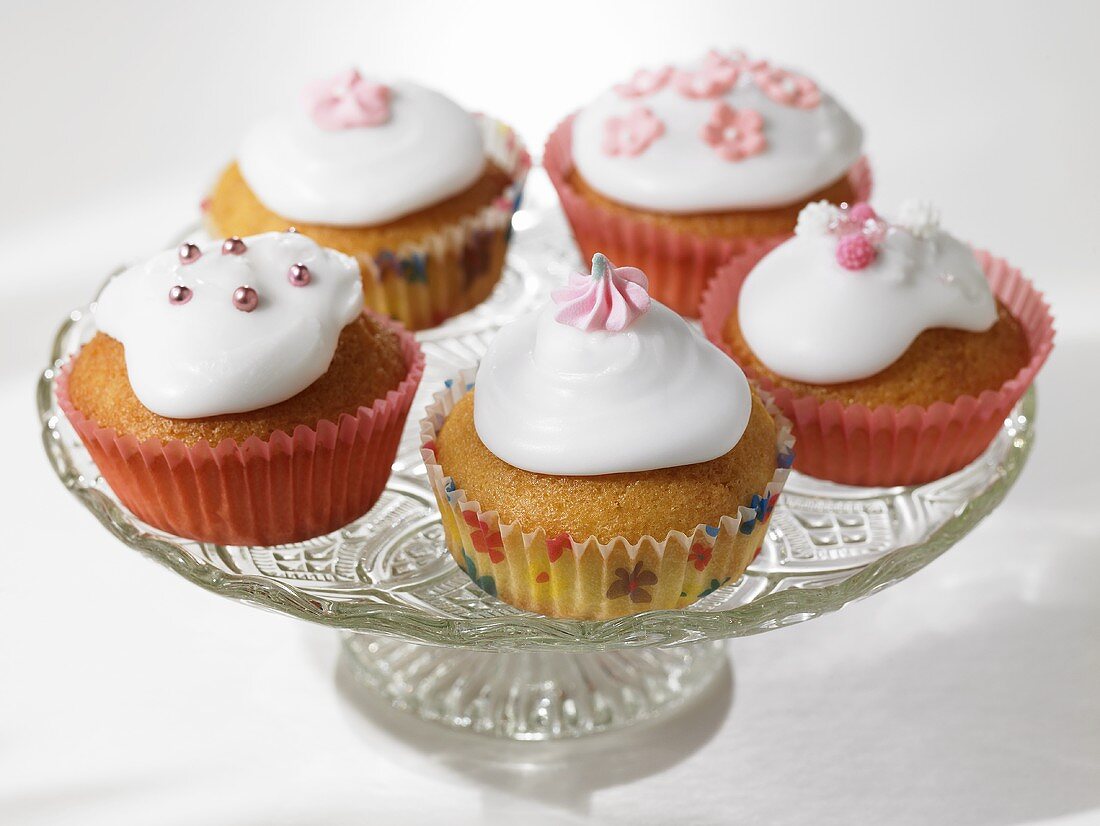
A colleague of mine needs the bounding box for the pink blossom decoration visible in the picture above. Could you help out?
[304,68,391,130]
[552,253,651,333]
[614,66,673,98]
[675,50,743,99]
[752,64,821,109]
[602,107,665,157]
[700,102,767,161]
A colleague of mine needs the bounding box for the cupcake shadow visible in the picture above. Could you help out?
[331,644,733,816]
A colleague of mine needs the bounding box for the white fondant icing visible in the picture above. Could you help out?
[474,292,753,476]
[95,232,364,419]
[738,214,998,385]
[238,80,486,226]
[572,53,863,213]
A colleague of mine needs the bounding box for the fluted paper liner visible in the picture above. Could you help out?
[544,113,873,317]
[420,370,795,620]
[205,116,530,332]
[56,311,425,547]
[701,247,1055,486]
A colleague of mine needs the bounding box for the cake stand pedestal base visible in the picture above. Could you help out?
[341,635,727,740]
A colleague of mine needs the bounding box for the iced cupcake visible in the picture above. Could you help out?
[57,231,425,546]
[545,50,869,315]
[206,69,529,331]
[421,253,793,620]
[701,200,1055,486]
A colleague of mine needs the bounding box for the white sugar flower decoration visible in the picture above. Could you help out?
[898,199,941,238]
[795,200,841,237]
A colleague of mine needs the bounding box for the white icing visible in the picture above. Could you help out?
[738,221,998,384]
[95,232,364,419]
[238,80,486,226]
[474,299,753,476]
[572,55,863,213]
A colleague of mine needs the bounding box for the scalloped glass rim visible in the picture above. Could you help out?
[37,213,1036,652]
[39,318,1034,651]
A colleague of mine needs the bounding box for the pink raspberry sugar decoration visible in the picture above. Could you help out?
[848,202,877,224]
[835,234,877,271]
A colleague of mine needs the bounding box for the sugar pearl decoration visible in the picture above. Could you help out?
[795,200,841,237]
[232,286,259,312]
[168,285,192,305]
[178,242,202,265]
[898,199,940,238]
[222,236,248,255]
[287,263,311,286]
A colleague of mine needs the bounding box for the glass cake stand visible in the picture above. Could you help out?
[37,183,1037,740]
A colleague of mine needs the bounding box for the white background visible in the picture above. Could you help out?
[2,2,1098,824]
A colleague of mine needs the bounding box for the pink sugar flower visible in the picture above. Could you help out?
[304,68,391,130]
[552,253,651,333]
[614,65,673,98]
[602,106,665,157]
[700,102,767,161]
[752,64,821,109]
[675,50,742,99]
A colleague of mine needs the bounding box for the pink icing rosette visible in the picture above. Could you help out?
[544,114,873,317]
[304,68,391,130]
[700,246,1055,486]
[552,253,651,332]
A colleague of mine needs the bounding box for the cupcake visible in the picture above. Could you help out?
[545,49,869,316]
[701,200,1055,486]
[206,68,529,331]
[421,253,793,620]
[57,231,425,546]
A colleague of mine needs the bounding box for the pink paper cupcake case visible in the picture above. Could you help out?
[544,113,873,317]
[56,311,425,546]
[700,247,1055,486]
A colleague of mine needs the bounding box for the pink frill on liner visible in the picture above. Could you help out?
[56,311,425,546]
[552,253,651,332]
[305,68,391,130]
[700,246,1055,486]
[544,113,873,317]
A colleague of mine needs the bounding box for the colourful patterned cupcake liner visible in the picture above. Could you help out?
[205,116,530,332]
[420,369,795,620]
[356,116,529,330]
[56,311,425,547]
[700,246,1055,486]
[544,113,872,318]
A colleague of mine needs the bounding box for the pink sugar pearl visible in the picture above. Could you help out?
[848,202,877,223]
[836,234,877,270]
[232,286,259,312]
